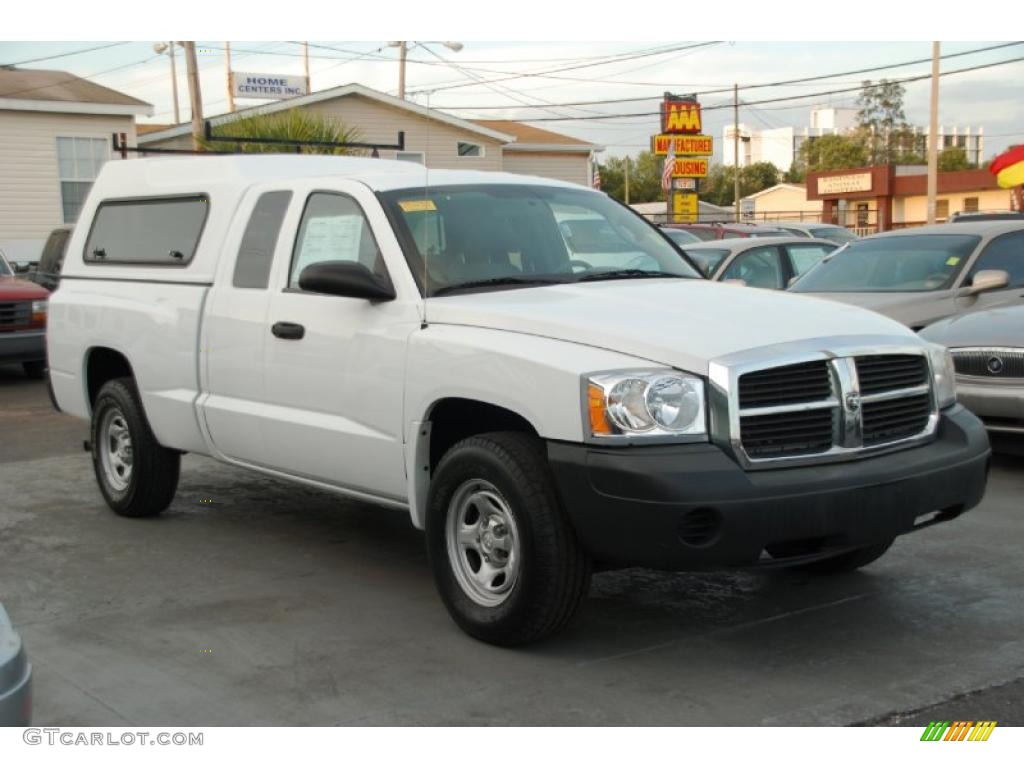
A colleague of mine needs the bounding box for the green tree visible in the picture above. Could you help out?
[857,79,910,164]
[938,146,973,172]
[799,133,869,172]
[200,109,365,154]
[599,152,663,204]
[698,162,780,207]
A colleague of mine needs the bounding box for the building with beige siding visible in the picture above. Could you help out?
[137,83,600,186]
[0,68,152,263]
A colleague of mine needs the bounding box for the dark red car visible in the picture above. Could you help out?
[0,250,49,379]
[663,223,790,241]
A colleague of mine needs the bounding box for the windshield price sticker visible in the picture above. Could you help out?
[399,200,438,213]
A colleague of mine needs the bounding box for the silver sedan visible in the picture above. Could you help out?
[921,303,1024,446]
[683,236,837,289]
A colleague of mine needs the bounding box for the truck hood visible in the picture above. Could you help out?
[0,276,48,301]
[427,279,919,374]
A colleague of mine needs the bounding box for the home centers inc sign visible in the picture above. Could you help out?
[231,72,309,100]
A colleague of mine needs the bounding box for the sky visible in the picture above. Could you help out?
[2,40,1022,165]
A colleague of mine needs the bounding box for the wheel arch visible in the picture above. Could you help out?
[84,346,136,412]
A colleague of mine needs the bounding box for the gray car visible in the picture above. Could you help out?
[772,221,860,245]
[790,221,1024,329]
[920,302,1024,445]
[684,236,837,288]
[0,603,31,726]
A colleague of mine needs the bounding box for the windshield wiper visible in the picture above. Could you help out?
[432,276,564,296]
[574,269,691,283]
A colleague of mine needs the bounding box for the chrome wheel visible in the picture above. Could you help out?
[446,479,521,607]
[99,407,133,492]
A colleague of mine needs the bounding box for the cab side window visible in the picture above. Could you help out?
[233,191,292,289]
[721,246,786,289]
[968,231,1024,289]
[290,192,386,288]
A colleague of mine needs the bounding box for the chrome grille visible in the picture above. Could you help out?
[0,301,31,331]
[727,350,937,468]
[951,348,1024,379]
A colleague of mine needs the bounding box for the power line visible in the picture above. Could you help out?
[1,41,129,68]
[427,42,1023,111]
[506,55,1024,122]
[0,54,164,99]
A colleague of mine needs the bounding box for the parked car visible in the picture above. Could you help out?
[949,210,1024,223]
[48,156,990,646]
[920,302,1024,448]
[29,224,72,291]
[662,222,790,241]
[771,221,859,245]
[0,249,49,378]
[684,236,837,287]
[659,226,703,246]
[789,221,1024,329]
[0,603,32,726]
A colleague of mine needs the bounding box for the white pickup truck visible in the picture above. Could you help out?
[48,156,990,645]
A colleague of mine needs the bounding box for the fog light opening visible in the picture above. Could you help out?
[678,507,722,547]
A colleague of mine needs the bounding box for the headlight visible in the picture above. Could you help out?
[31,298,47,325]
[926,344,956,409]
[586,370,706,440]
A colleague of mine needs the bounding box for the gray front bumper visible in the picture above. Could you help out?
[0,330,45,364]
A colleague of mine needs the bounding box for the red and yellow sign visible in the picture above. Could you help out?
[661,99,703,134]
[672,192,699,222]
[670,158,709,178]
[651,134,714,156]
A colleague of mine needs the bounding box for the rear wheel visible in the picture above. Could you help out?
[22,361,46,380]
[91,378,180,518]
[427,432,590,646]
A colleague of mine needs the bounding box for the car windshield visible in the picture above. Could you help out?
[808,226,858,244]
[791,234,980,293]
[685,248,730,277]
[380,184,701,296]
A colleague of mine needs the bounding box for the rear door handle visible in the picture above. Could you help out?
[271,321,305,340]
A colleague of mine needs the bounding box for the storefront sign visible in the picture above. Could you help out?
[661,99,702,134]
[672,192,699,222]
[671,158,709,178]
[651,134,714,156]
[816,173,872,195]
[231,72,308,100]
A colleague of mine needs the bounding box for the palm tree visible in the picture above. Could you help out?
[201,109,366,155]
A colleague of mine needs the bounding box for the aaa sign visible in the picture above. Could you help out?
[661,100,703,134]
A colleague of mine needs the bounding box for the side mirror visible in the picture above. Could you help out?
[298,261,396,301]
[962,269,1009,296]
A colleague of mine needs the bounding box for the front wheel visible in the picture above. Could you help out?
[427,432,590,646]
[91,378,180,518]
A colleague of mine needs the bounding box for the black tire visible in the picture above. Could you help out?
[90,377,180,518]
[22,360,46,380]
[771,538,894,574]
[426,431,590,646]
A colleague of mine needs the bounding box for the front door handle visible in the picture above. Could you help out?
[271,321,305,340]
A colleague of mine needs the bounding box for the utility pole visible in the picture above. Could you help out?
[926,41,940,225]
[182,42,204,151]
[169,44,180,124]
[398,42,408,99]
[225,42,235,113]
[733,83,740,223]
[624,157,630,205]
[303,41,311,94]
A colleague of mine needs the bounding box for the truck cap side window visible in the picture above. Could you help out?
[84,196,208,265]
[289,192,387,289]
[233,191,293,289]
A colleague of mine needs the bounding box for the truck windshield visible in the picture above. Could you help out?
[380,184,700,296]
[790,234,980,293]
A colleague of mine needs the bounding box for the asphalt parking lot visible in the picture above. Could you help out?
[2,363,1022,726]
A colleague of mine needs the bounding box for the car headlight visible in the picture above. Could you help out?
[31,299,47,325]
[926,343,956,409]
[586,370,706,440]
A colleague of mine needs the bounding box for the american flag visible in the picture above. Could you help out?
[592,162,602,190]
[661,140,676,193]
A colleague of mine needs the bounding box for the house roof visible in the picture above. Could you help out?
[471,120,601,152]
[137,83,518,145]
[0,67,153,116]
[138,123,173,135]
[741,183,807,202]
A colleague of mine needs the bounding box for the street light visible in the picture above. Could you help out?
[388,41,463,100]
[153,42,180,124]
